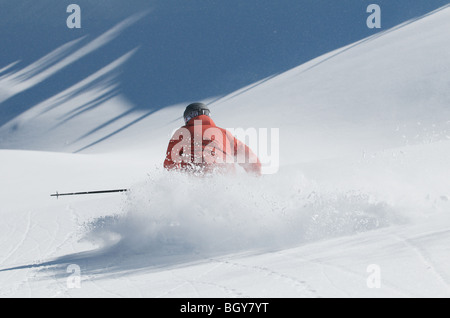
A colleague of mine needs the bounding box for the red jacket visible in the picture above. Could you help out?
[164,115,261,175]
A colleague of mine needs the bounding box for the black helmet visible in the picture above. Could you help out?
[183,102,210,124]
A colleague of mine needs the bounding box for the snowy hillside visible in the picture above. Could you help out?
[1,2,450,298]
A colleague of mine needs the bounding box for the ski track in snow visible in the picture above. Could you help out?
[389,231,450,292]
[156,262,245,298]
[1,210,33,267]
[170,263,247,298]
[277,250,414,298]
[208,256,318,298]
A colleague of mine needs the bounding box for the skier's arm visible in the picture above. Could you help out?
[230,134,262,176]
[164,134,181,170]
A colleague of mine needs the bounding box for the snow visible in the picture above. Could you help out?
[1,3,450,298]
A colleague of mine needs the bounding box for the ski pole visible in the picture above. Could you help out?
[50,189,128,199]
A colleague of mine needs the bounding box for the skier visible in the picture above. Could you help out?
[164,103,261,175]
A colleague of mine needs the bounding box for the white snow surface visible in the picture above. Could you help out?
[1,6,450,298]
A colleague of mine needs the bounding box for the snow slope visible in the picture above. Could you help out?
[1,4,450,298]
